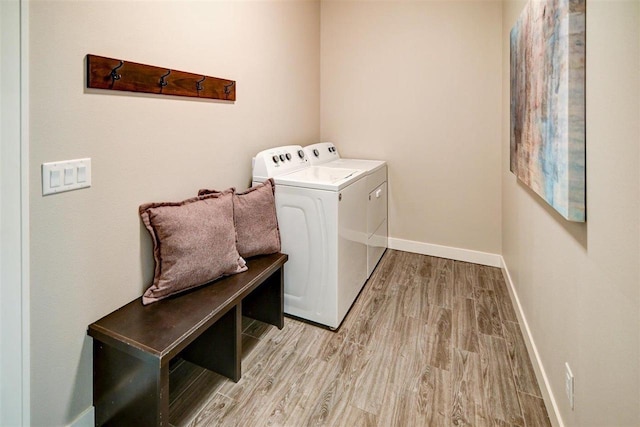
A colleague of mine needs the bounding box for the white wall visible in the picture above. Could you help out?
[501,1,640,425]
[320,0,503,257]
[1,0,27,424]
[28,1,320,425]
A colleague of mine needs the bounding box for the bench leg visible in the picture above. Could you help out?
[181,304,242,382]
[93,341,169,426]
[242,266,284,329]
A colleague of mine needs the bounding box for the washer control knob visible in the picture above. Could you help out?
[285,153,292,160]
[279,154,286,162]
[313,149,320,157]
[272,155,279,163]
[298,150,305,158]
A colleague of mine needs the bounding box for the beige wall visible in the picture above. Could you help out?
[320,0,503,255]
[29,1,320,424]
[502,1,640,426]
[27,0,640,425]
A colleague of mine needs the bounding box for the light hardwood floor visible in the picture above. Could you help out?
[169,250,551,426]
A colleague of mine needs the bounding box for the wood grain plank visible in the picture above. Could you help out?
[242,316,271,338]
[389,315,424,391]
[261,357,330,426]
[340,405,377,427]
[400,273,422,319]
[233,354,317,426]
[305,341,371,426]
[452,297,480,353]
[239,333,262,363]
[168,359,202,404]
[479,334,524,426]
[475,288,503,337]
[415,253,437,283]
[276,356,336,425]
[479,265,503,281]
[285,320,346,363]
[423,306,452,371]
[346,291,389,347]
[413,256,434,318]
[366,249,398,292]
[169,362,225,426]
[451,349,483,427]
[185,393,235,427]
[379,366,452,426]
[432,256,455,271]
[453,260,479,299]
[216,349,313,425]
[428,267,453,309]
[519,392,552,427]
[478,274,497,291]
[283,341,368,425]
[416,365,451,425]
[352,326,397,414]
[241,316,254,332]
[503,321,541,397]
[239,319,303,368]
[215,320,302,401]
[379,284,412,334]
[386,251,420,296]
[493,276,519,323]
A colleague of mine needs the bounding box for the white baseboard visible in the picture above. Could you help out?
[499,258,564,427]
[68,407,94,427]
[388,237,502,267]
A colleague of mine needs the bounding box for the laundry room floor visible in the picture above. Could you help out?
[168,250,551,426]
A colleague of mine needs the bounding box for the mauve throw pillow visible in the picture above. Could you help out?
[199,179,281,258]
[139,191,247,305]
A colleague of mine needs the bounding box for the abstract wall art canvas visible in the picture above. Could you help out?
[510,0,586,222]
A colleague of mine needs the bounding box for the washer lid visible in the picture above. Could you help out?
[275,166,365,191]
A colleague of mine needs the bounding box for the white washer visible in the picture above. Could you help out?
[252,145,368,329]
[304,142,388,278]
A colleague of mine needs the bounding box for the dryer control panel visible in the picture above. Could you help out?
[304,142,340,165]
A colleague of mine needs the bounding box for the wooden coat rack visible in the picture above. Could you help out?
[86,54,236,101]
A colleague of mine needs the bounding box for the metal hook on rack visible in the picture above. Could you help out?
[224,81,235,98]
[159,70,171,88]
[196,76,206,92]
[110,60,124,82]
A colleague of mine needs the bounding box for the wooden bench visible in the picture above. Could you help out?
[87,252,287,426]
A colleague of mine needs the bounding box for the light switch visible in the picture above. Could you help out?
[64,167,74,185]
[77,166,87,183]
[42,158,91,196]
[50,170,61,187]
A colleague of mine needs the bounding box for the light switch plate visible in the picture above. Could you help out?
[42,158,92,195]
[565,362,574,410]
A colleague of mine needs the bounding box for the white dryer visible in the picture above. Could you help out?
[304,142,388,278]
[252,145,368,329]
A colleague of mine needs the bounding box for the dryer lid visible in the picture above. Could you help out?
[303,143,386,174]
[322,158,386,174]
